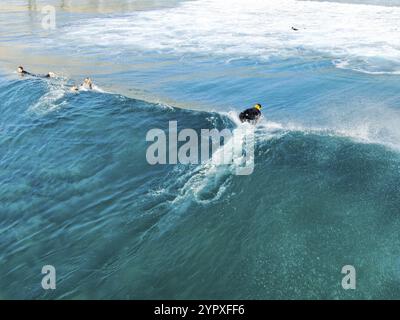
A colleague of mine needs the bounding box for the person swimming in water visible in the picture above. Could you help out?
[81,77,93,90]
[70,85,79,92]
[17,66,33,76]
[239,103,262,124]
[17,66,56,78]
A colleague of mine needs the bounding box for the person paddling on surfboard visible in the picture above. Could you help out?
[239,103,262,124]
[17,66,56,78]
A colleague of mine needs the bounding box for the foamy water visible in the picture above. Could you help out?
[54,0,400,74]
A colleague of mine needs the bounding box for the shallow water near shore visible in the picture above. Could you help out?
[1,0,400,299]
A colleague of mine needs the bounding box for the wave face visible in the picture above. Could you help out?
[1,77,400,299]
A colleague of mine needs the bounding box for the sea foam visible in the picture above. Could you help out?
[57,0,400,74]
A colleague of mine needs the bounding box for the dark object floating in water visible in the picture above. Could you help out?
[291,27,299,31]
[239,104,262,124]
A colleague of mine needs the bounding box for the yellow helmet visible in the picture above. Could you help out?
[254,103,262,110]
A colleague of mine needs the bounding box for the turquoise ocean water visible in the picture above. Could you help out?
[1,0,400,299]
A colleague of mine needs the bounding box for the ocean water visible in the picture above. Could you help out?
[1,0,400,299]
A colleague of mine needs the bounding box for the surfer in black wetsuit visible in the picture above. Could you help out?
[17,66,56,78]
[17,66,33,76]
[239,103,262,124]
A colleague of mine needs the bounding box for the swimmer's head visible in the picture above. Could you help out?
[17,66,24,73]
